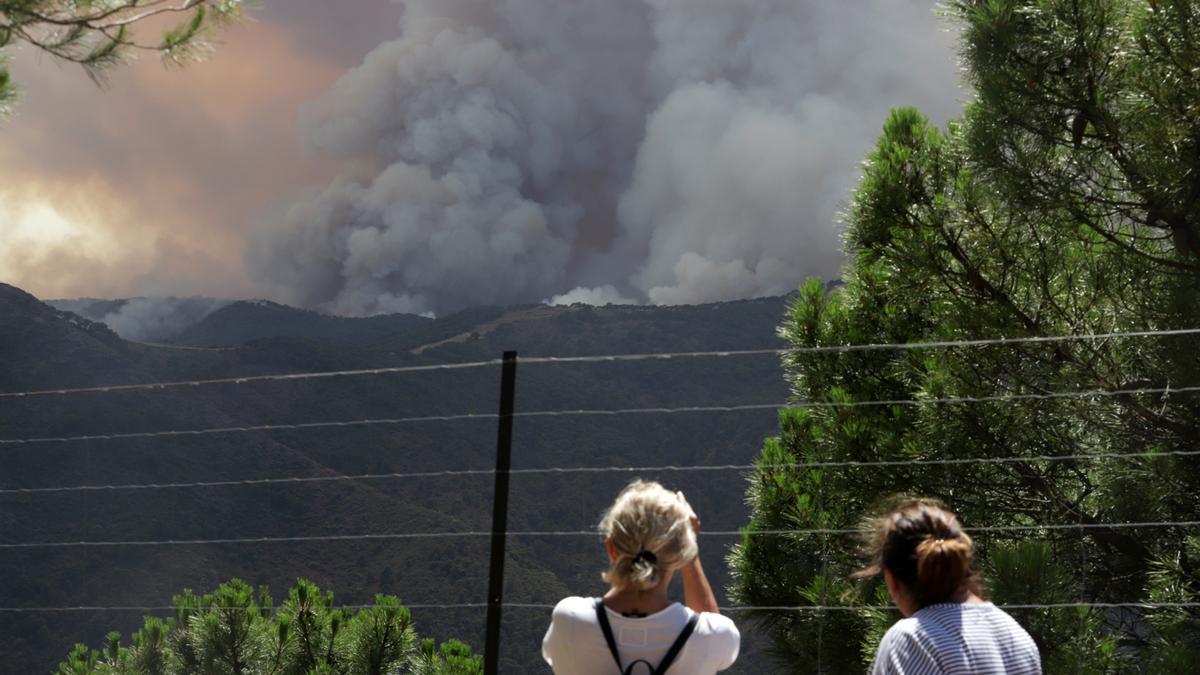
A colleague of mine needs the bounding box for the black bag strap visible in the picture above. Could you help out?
[653,612,699,675]
[594,598,624,671]
[593,599,701,675]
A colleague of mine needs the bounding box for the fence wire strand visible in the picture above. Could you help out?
[1,601,1196,613]
[4,330,1200,634]
[3,327,1198,399]
[6,448,1199,496]
[2,384,1194,447]
[3,521,1198,550]
[0,361,503,399]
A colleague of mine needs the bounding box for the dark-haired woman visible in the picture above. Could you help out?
[542,480,739,674]
[861,499,1041,675]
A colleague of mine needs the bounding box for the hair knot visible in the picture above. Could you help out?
[599,480,698,592]
[632,549,657,566]
[855,498,979,608]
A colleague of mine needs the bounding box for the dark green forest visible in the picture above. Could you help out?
[733,0,1200,672]
[0,286,789,673]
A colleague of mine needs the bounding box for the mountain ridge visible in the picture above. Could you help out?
[2,281,795,673]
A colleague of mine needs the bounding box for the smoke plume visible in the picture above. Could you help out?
[249,0,961,316]
[51,297,230,342]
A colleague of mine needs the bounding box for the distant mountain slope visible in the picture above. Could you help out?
[3,286,547,671]
[423,296,792,360]
[1,283,794,673]
[45,297,129,319]
[46,295,233,343]
[0,284,136,391]
[51,291,796,357]
[171,300,434,348]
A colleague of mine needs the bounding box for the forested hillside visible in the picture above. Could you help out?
[1,283,792,673]
[733,1,1200,672]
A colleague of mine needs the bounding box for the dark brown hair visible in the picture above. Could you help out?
[855,498,981,608]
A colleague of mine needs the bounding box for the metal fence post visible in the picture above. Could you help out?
[484,351,518,675]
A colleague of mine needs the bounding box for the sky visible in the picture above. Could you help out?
[0,0,403,300]
[0,0,964,315]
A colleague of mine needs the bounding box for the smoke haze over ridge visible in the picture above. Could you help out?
[249,0,963,316]
[0,0,405,305]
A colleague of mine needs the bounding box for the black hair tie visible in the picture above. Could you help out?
[632,550,657,565]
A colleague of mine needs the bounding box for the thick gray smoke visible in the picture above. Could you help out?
[250,0,961,316]
[99,297,231,341]
[50,297,230,342]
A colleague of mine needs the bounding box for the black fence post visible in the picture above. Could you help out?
[484,351,518,675]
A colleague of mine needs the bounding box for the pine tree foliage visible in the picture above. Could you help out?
[55,579,483,675]
[731,1,1200,672]
[0,0,242,114]
[409,639,487,675]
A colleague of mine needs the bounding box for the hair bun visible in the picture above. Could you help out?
[915,533,972,603]
[632,550,658,566]
[599,480,699,592]
[855,499,980,608]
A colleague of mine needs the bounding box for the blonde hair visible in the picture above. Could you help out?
[599,480,698,592]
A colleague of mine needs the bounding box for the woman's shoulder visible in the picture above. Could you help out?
[873,616,935,668]
[551,596,601,622]
[880,615,924,642]
[902,602,1038,648]
[975,603,1040,645]
[692,610,740,659]
[695,610,740,638]
[692,611,741,669]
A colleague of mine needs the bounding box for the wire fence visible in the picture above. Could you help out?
[2,602,1198,613]
[4,519,1198,550]
[8,447,1200,495]
[2,331,1199,630]
[5,327,1199,399]
[2,385,1193,446]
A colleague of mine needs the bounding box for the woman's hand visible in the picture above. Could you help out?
[677,491,701,534]
[676,490,720,614]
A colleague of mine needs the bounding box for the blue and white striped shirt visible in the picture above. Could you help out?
[870,602,1041,675]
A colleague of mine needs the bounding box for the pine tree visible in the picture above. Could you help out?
[0,0,242,114]
[56,579,482,675]
[731,1,1200,672]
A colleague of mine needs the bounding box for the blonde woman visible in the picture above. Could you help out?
[542,480,740,674]
[859,499,1041,675]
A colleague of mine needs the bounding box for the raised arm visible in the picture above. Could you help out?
[677,491,721,614]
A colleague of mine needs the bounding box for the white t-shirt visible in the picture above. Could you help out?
[871,602,1042,675]
[543,596,740,674]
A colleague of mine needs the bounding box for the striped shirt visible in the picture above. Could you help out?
[870,602,1041,675]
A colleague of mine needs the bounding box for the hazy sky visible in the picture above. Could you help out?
[0,0,963,312]
[0,0,403,300]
